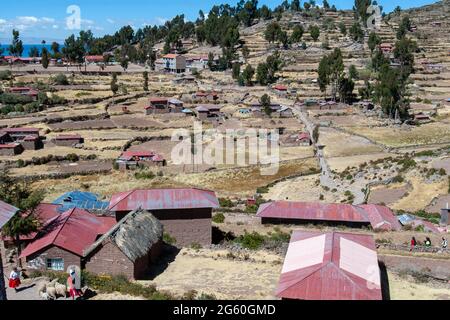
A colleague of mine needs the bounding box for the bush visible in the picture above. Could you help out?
[66,153,79,162]
[163,232,177,245]
[219,198,234,208]
[134,171,155,180]
[54,74,69,85]
[234,231,266,250]
[212,213,225,224]
[0,70,12,80]
[392,175,405,183]
[190,243,202,250]
[245,204,258,214]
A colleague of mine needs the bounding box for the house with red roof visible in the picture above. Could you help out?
[85,55,105,64]
[108,188,220,247]
[145,97,170,115]
[276,231,382,300]
[194,91,219,102]
[0,143,24,156]
[0,128,43,151]
[257,201,401,231]
[52,134,84,147]
[20,208,116,271]
[116,150,166,170]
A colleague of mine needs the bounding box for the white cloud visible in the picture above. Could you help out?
[106,18,115,24]
[17,16,39,24]
[41,17,55,23]
[52,24,59,29]
[0,19,6,24]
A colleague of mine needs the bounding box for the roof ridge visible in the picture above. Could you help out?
[49,207,75,244]
[109,189,136,211]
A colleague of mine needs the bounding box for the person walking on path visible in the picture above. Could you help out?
[8,267,21,292]
[442,238,448,250]
[67,269,82,300]
[410,237,417,251]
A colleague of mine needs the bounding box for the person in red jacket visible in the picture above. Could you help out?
[410,237,417,251]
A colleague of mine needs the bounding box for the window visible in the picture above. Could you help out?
[46,258,64,271]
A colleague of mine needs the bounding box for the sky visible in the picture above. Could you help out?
[0,0,440,43]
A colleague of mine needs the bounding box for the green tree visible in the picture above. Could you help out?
[259,5,272,20]
[265,22,282,43]
[0,171,45,261]
[111,73,119,95]
[338,77,355,103]
[256,63,269,85]
[9,30,24,57]
[41,48,49,69]
[394,37,417,82]
[266,51,283,83]
[323,0,330,9]
[240,64,255,86]
[279,31,290,49]
[260,94,272,116]
[232,63,241,80]
[349,65,359,80]
[349,22,364,43]
[242,46,250,61]
[339,22,347,36]
[28,47,40,58]
[318,55,330,97]
[309,25,320,41]
[143,71,149,91]
[291,0,301,11]
[291,25,305,43]
[368,32,381,53]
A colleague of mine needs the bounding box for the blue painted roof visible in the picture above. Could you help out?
[398,214,415,225]
[52,191,110,213]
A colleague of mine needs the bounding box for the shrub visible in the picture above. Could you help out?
[54,74,69,85]
[392,175,405,183]
[163,232,177,245]
[66,153,79,162]
[0,70,12,80]
[234,231,266,250]
[245,204,258,214]
[256,186,269,194]
[212,213,225,224]
[190,243,202,250]
[219,198,234,208]
[134,171,155,180]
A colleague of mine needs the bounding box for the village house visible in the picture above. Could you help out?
[85,55,105,65]
[195,105,223,120]
[116,150,166,170]
[1,127,40,141]
[273,106,294,118]
[20,208,116,271]
[160,54,186,74]
[413,113,432,124]
[20,135,42,150]
[107,188,220,247]
[52,191,110,213]
[257,201,402,231]
[145,98,170,115]
[0,143,24,156]
[272,84,288,96]
[168,98,184,113]
[276,230,382,300]
[194,91,219,102]
[6,87,39,101]
[185,55,210,72]
[84,209,163,280]
[53,134,84,147]
[379,43,394,55]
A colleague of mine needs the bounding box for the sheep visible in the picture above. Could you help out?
[55,283,67,298]
[46,287,57,300]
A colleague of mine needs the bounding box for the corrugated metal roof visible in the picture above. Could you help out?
[20,208,116,258]
[257,201,368,223]
[52,191,110,213]
[358,204,402,231]
[108,188,219,212]
[257,201,400,231]
[276,231,382,300]
[0,200,19,229]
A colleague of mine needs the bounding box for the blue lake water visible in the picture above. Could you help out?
[0,44,64,57]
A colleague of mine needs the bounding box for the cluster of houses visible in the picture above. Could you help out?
[116,150,166,170]
[1,192,449,299]
[0,127,84,156]
[155,53,216,74]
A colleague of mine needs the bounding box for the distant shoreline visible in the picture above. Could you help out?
[0,44,64,57]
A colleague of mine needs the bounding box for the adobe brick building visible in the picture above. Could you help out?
[20,135,43,150]
[53,134,84,147]
[0,143,24,156]
[108,189,219,247]
[20,208,116,272]
[84,210,163,280]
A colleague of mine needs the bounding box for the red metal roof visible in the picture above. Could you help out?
[85,55,104,62]
[108,188,220,212]
[0,200,19,229]
[276,231,382,300]
[20,208,116,258]
[163,54,179,59]
[358,204,402,231]
[257,201,368,223]
[0,143,20,149]
[257,201,401,231]
[273,84,288,91]
[55,134,82,140]
[149,97,169,103]
[23,135,39,141]
[1,127,40,133]
[119,150,155,161]
[298,132,311,141]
